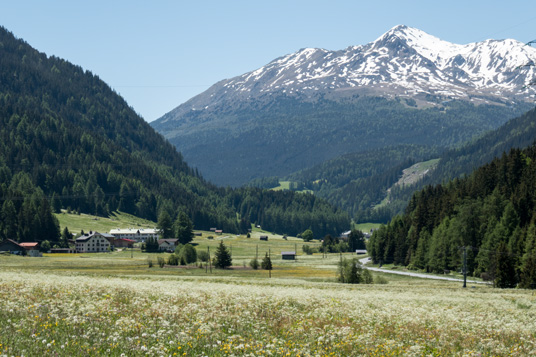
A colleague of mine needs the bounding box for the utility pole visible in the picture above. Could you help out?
[208,246,212,274]
[462,246,467,288]
[269,248,271,278]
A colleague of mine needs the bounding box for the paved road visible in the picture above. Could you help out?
[359,257,490,285]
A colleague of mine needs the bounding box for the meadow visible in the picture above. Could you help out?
[1,246,536,356]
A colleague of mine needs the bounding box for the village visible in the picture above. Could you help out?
[0,226,370,260]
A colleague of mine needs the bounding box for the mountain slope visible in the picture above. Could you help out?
[0,26,349,241]
[368,144,536,288]
[152,25,536,186]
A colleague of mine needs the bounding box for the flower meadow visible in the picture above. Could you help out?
[0,271,535,356]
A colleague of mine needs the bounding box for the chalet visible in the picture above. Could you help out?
[75,232,112,253]
[19,242,39,252]
[158,239,178,252]
[109,228,159,242]
[19,242,41,257]
[113,238,136,248]
[0,239,26,255]
[260,235,268,241]
[281,251,296,260]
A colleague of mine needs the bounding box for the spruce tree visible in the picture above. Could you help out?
[214,241,232,269]
[175,211,194,245]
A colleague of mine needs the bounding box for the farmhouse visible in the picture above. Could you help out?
[109,228,159,242]
[281,251,296,260]
[113,238,136,248]
[0,239,26,255]
[75,232,112,253]
[158,239,178,252]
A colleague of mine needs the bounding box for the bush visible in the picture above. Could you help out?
[147,258,154,268]
[338,258,364,284]
[157,256,165,268]
[167,254,179,265]
[250,258,259,269]
[362,269,373,284]
[374,275,389,284]
[180,244,197,264]
[198,250,210,262]
[302,245,316,255]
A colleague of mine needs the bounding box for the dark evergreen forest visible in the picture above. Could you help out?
[368,144,536,288]
[0,27,349,244]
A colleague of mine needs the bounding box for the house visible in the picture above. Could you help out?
[281,251,296,260]
[109,228,159,242]
[157,239,178,252]
[19,242,39,252]
[0,239,26,255]
[356,249,367,255]
[113,238,136,248]
[19,242,41,257]
[340,230,352,240]
[75,232,112,253]
[215,230,223,235]
[260,235,268,241]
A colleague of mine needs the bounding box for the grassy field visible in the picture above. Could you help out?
[55,211,157,235]
[2,213,535,355]
[1,253,535,356]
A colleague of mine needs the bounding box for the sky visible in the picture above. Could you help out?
[2,0,536,122]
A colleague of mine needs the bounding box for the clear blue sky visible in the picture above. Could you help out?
[1,0,535,122]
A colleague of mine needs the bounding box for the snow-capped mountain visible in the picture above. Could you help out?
[152,25,536,187]
[160,25,536,120]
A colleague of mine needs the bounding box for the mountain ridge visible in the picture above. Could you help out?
[152,25,536,187]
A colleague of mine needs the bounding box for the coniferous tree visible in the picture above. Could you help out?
[157,211,173,239]
[214,241,232,269]
[175,211,194,245]
[261,252,272,270]
[495,241,517,288]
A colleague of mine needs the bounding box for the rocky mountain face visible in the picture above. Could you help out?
[152,25,536,187]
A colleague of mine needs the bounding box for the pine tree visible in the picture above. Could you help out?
[495,241,517,288]
[261,252,272,270]
[157,211,173,239]
[214,241,232,269]
[175,211,194,245]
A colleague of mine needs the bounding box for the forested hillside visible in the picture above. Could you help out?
[370,106,536,223]
[369,144,536,288]
[0,27,349,243]
[285,145,439,221]
[154,94,530,187]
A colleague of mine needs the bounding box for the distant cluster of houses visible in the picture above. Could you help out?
[0,227,372,257]
[0,227,162,255]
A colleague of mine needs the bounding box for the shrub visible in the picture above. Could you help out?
[157,256,165,268]
[250,258,259,270]
[167,254,179,265]
[180,244,197,264]
[198,250,210,262]
[374,275,389,284]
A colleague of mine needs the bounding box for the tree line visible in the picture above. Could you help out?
[0,26,349,243]
[368,144,536,288]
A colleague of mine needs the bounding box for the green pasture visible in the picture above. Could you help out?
[55,210,157,235]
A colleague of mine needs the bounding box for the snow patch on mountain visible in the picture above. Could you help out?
[161,25,536,122]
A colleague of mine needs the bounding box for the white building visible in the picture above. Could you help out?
[109,228,159,242]
[158,239,178,252]
[75,232,112,253]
